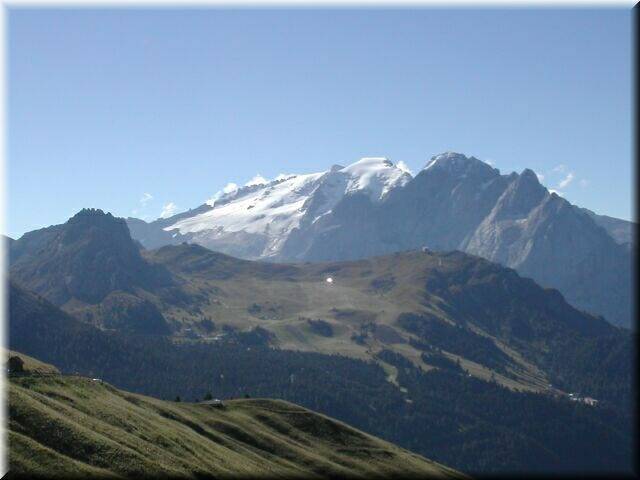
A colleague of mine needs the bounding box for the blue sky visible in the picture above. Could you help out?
[7,7,632,238]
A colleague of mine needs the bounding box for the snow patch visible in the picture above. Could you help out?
[396,160,413,175]
[342,157,412,201]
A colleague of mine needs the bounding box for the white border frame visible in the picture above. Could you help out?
[0,0,634,476]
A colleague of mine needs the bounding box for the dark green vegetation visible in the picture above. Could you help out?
[398,312,512,375]
[8,209,634,475]
[9,282,634,475]
[306,318,334,337]
[9,360,461,479]
[394,368,632,474]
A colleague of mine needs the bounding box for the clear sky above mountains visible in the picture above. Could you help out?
[7,7,632,238]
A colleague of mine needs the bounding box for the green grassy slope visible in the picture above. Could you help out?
[8,374,463,479]
[3,349,60,374]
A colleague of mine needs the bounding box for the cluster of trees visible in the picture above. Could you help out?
[197,317,216,333]
[375,349,415,370]
[305,318,334,337]
[397,312,512,374]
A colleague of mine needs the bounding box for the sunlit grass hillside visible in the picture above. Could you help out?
[8,364,464,479]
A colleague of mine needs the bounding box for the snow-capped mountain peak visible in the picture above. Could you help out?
[162,157,411,258]
[421,152,500,185]
[341,157,412,200]
[424,151,494,173]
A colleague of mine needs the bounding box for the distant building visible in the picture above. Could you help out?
[566,392,598,406]
[201,398,225,408]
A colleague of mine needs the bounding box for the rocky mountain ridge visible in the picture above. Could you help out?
[126,153,634,327]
